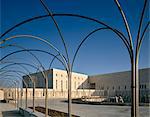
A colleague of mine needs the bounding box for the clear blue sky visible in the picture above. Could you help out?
[1,0,149,75]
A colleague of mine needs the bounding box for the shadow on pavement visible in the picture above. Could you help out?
[2,110,24,117]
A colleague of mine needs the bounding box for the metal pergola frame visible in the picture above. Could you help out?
[0,0,149,117]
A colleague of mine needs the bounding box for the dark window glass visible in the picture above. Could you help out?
[145,85,146,89]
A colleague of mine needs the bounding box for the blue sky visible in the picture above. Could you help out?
[1,0,149,75]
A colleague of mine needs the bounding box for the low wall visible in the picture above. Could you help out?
[21,89,104,99]
[4,88,105,99]
[19,108,50,117]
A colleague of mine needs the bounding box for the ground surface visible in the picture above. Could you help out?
[0,102,23,117]
[22,99,150,117]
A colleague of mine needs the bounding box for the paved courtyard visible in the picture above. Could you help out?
[21,99,149,117]
[0,102,23,117]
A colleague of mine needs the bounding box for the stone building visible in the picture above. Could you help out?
[3,68,150,103]
[89,68,150,103]
[22,68,93,98]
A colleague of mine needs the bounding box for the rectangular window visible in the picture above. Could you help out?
[56,80,58,89]
[125,85,126,90]
[145,84,146,89]
[61,80,63,91]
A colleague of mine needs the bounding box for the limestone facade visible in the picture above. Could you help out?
[3,68,150,103]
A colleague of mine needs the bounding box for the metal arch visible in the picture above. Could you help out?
[0,62,39,71]
[0,78,20,88]
[0,61,44,87]
[0,74,27,88]
[0,44,51,91]
[0,78,20,109]
[48,54,60,69]
[39,0,70,69]
[0,70,34,84]
[1,60,41,70]
[0,43,68,70]
[0,69,36,111]
[71,27,133,71]
[136,0,148,52]
[134,1,149,117]
[0,10,131,115]
[0,49,68,114]
[0,61,44,81]
[0,43,46,71]
[0,49,67,70]
[0,62,38,85]
[0,35,68,70]
[1,73,30,109]
[0,70,29,86]
[138,22,150,53]
[135,0,149,60]
[114,0,133,50]
[114,1,149,117]
[0,14,129,50]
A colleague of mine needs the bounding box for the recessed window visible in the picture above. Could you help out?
[61,80,63,91]
[118,86,120,90]
[125,85,126,90]
[56,74,58,76]
[141,85,143,89]
[112,86,115,90]
[144,85,146,89]
[61,74,63,77]
[56,80,58,89]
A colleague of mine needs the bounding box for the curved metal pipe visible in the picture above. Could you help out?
[71,27,132,71]
[1,73,29,109]
[0,49,67,70]
[114,0,133,50]
[0,14,128,46]
[0,35,68,70]
[0,78,20,109]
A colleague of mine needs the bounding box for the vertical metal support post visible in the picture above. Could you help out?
[25,87,28,109]
[17,87,19,109]
[15,87,17,108]
[45,77,48,117]
[131,57,140,117]
[135,57,139,117]
[131,58,136,117]
[33,82,35,112]
[68,64,72,117]
[20,88,23,108]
